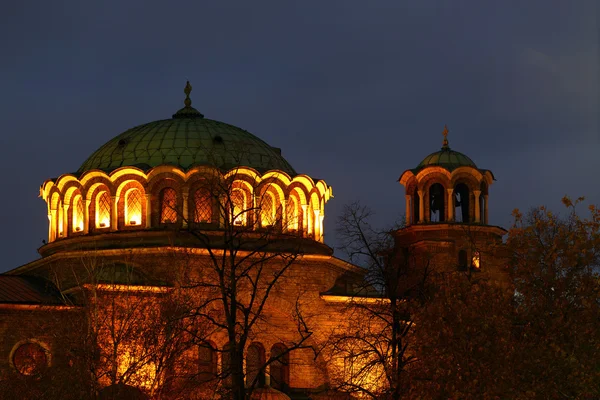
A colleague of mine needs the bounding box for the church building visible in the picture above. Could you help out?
[0,83,507,399]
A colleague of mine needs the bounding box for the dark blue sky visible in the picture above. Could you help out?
[1,1,598,272]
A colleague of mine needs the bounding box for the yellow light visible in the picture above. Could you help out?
[100,218,109,228]
[129,213,141,226]
[472,251,480,269]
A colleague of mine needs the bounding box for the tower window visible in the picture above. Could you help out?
[454,183,470,223]
[193,189,212,223]
[160,188,178,223]
[429,183,445,222]
[472,251,481,269]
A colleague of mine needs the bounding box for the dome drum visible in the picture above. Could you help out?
[41,165,332,247]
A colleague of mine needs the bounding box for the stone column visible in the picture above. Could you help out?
[62,203,69,236]
[405,194,411,225]
[314,209,321,241]
[145,194,152,228]
[280,198,287,231]
[474,190,481,223]
[182,188,189,228]
[301,204,308,237]
[484,194,489,224]
[446,188,454,222]
[319,213,325,242]
[111,196,119,231]
[84,199,91,234]
[418,190,425,223]
[48,211,55,242]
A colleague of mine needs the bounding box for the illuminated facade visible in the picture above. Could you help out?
[0,85,507,399]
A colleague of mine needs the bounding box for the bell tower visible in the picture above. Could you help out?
[396,126,507,283]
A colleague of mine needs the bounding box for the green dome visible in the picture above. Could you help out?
[416,148,477,171]
[78,82,296,175]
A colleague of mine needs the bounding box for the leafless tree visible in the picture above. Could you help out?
[327,202,432,400]
[174,167,317,400]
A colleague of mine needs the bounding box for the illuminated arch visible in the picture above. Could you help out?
[309,192,321,240]
[125,188,143,226]
[198,341,217,382]
[270,343,289,392]
[260,191,277,227]
[95,190,111,229]
[72,194,84,233]
[160,187,178,223]
[246,342,266,388]
[286,195,299,232]
[57,200,64,238]
[193,187,212,223]
[230,188,248,226]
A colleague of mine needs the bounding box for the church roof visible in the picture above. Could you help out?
[415,147,477,171]
[78,82,297,175]
[413,125,477,172]
[0,276,63,305]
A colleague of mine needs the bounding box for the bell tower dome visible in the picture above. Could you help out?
[396,126,507,283]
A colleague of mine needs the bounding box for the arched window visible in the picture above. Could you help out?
[96,191,111,228]
[246,343,265,388]
[261,192,276,227]
[198,343,217,382]
[270,344,289,392]
[73,195,84,232]
[458,250,468,271]
[193,188,212,223]
[125,188,142,226]
[454,183,470,223]
[429,183,445,222]
[286,196,299,231]
[160,188,178,223]
[230,189,247,226]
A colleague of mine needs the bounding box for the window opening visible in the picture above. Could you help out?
[160,188,178,223]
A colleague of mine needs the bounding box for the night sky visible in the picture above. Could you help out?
[1,1,598,272]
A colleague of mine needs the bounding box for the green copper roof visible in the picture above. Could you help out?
[415,148,477,171]
[78,82,296,175]
[413,125,477,172]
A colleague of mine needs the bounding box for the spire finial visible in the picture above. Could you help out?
[442,124,449,149]
[184,81,192,107]
[172,80,204,119]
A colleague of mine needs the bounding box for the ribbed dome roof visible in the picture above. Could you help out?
[414,125,477,171]
[416,148,476,171]
[78,82,296,175]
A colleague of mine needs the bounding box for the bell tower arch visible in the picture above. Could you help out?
[396,125,507,285]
